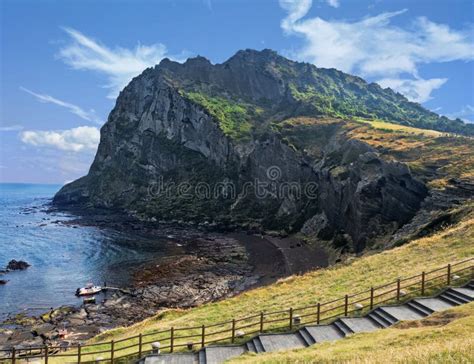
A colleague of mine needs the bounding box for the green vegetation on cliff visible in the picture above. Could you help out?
[287,69,473,136]
[183,92,258,140]
[174,50,473,137]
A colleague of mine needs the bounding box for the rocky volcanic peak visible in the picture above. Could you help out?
[55,49,434,253]
[155,49,291,103]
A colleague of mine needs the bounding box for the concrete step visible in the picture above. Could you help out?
[253,337,265,353]
[375,307,399,325]
[245,340,257,353]
[439,293,464,306]
[366,310,393,328]
[465,281,474,290]
[298,327,316,345]
[443,290,471,304]
[201,346,245,364]
[143,353,199,364]
[378,305,425,321]
[412,297,453,312]
[338,317,381,333]
[405,301,432,316]
[333,319,353,336]
[304,324,345,343]
[450,287,474,301]
[367,312,389,328]
[257,333,307,353]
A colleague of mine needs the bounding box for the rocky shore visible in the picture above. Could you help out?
[0,260,31,286]
[0,210,328,353]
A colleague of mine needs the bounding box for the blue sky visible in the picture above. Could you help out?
[1,0,473,184]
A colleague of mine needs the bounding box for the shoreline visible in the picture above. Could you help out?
[0,208,329,351]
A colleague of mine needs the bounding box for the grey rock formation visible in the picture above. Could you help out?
[54,50,428,252]
[5,260,30,271]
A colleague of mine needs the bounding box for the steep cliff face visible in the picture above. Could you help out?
[54,49,430,252]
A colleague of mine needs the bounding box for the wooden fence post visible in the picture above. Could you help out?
[397,279,401,301]
[289,308,293,330]
[317,303,320,324]
[170,327,174,353]
[231,319,236,343]
[260,312,264,333]
[447,264,451,285]
[201,325,205,348]
[77,344,81,364]
[421,272,425,295]
[370,287,374,310]
[138,333,142,358]
[11,347,16,364]
[44,345,48,364]
[344,295,348,316]
[110,340,114,363]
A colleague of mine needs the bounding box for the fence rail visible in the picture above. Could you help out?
[1,257,472,363]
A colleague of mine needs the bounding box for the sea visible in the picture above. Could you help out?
[0,183,180,320]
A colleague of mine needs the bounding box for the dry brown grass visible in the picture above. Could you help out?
[346,119,474,188]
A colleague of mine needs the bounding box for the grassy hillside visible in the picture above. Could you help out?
[64,202,473,363]
[348,118,474,188]
[228,303,474,364]
[355,118,443,137]
[276,117,474,189]
[166,50,474,136]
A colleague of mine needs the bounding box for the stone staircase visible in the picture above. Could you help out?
[139,282,474,364]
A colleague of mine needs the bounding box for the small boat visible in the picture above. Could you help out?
[76,283,102,296]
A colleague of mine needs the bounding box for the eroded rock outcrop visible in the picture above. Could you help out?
[55,49,429,252]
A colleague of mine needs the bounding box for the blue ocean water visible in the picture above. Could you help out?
[0,183,177,320]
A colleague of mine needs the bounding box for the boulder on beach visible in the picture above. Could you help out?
[6,259,31,271]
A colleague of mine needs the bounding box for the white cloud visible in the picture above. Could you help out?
[280,1,474,102]
[280,0,313,32]
[57,27,172,99]
[20,126,100,152]
[21,87,103,124]
[377,77,447,103]
[0,125,24,132]
[327,0,340,8]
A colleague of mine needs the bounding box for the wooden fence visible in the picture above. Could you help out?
[0,257,472,363]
